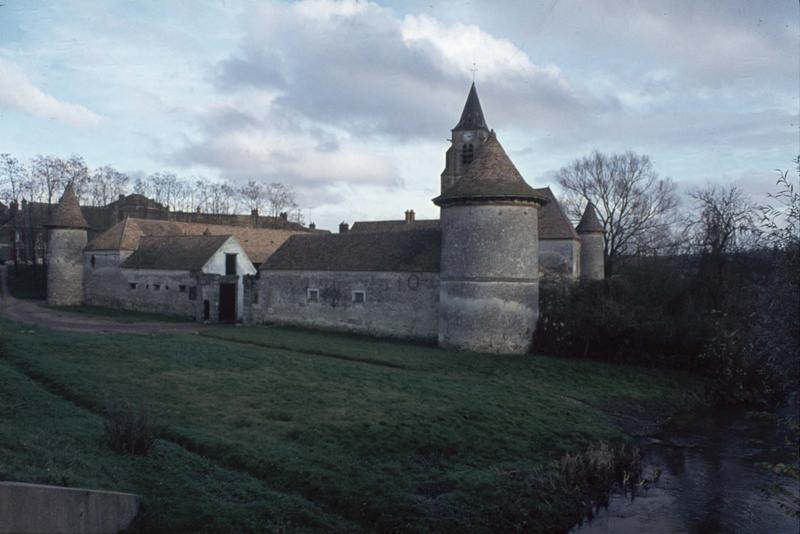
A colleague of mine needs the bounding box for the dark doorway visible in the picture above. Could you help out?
[203,300,210,321]
[218,283,237,322]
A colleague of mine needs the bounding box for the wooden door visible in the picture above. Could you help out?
[218,283,237,322]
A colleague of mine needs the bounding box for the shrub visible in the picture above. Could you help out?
[533,272,711,371]
[103,401,156,455]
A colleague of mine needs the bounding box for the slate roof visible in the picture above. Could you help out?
[533,187,580,240]
[453,82,489,131]
[120,235,231,271]
[350,219,441,233]
[46,184,90,229]
[351,190,578,241]
[576,201,604,233]
[433,132,547,206]
[262,229,441,272]
[86,218,302,263]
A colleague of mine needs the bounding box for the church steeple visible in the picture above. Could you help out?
[453,82,488,131]
[441,83,492,195]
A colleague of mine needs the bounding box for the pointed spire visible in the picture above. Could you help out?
[46,182,90,229]
[576,201,604,233]
[433,132,546,206]
[453,82,488,131]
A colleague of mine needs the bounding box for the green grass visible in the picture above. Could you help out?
[6,264,46,299]
[0,319,703,532]
[44,304,193,323]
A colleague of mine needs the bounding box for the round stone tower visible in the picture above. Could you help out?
[433,131,547,354]
[576,201,605,281]
[46,183,90,306]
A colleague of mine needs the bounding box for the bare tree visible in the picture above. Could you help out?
[239,180,266,212]
[91,165,130,206]
[686,183,756,306]
[265,182,298,219]
[64,155,90,202]
[30,155,63,205]
[556,150,678,275]
[0,153,25,204]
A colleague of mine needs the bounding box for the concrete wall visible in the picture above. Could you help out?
[438,202,540,354]
[0,481,138,534]
[539,239,580,279]
[251,270,440,340]
[47,228,87,306]
[579,232,605,280]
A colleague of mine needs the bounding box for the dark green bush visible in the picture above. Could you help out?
[533,272,711,371]
[103,401,156,455]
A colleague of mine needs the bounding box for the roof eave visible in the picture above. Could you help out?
[432,193,548,207]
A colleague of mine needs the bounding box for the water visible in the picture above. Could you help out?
[572,407,799,534]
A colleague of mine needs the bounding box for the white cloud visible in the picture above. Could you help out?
[400,14,567,89]
[0,57,101,127]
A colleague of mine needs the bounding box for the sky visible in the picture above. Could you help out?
[0,0,797,230]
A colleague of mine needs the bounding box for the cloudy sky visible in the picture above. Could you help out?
[1,0,797,230]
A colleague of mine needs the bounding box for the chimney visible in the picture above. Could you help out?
[196,206,202,214]
[279,212,288,221]
[309,222,316,230]
[339,222,349,234]
[118,194,125,201]
[251,208,259,227]
[405,209,415,223]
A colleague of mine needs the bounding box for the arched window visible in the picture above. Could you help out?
[461,143,474,164]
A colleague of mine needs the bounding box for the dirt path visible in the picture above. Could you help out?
[0,266,207,335]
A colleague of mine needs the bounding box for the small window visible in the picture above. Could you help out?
[352,290,366,304]
[129,282,137,290]
[179,285,186,292]
[203,299,210,320]
[188,286,197,301]
[461,143,474,165]
[307,288,319,302]
[225,253,237,276]
[90,255,96,269]
[153,284,161,291]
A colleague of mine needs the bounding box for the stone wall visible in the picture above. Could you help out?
[579,232,605,280]
[47,228,86,306]
[84,253,198,319]
[539,239,580,279]
[438,203,540,354]
[250,270,440,340]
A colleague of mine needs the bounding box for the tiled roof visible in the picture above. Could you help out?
[46,184,90,229]
[533,187,580,240]
[262,229,441,272]
[120,235,231,271]
[453,82,489,131]
[576,201,604,233]
[433,132,547,206]
[86,218,302,263]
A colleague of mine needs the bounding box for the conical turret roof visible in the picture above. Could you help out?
[452,82,488,131]
[576,201,604,233]
[46,183,90,229]
[433,132,547,206]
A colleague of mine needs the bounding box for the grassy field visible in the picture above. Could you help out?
[0,319,702,532]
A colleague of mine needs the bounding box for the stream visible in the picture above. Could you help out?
[572,405,799,533]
